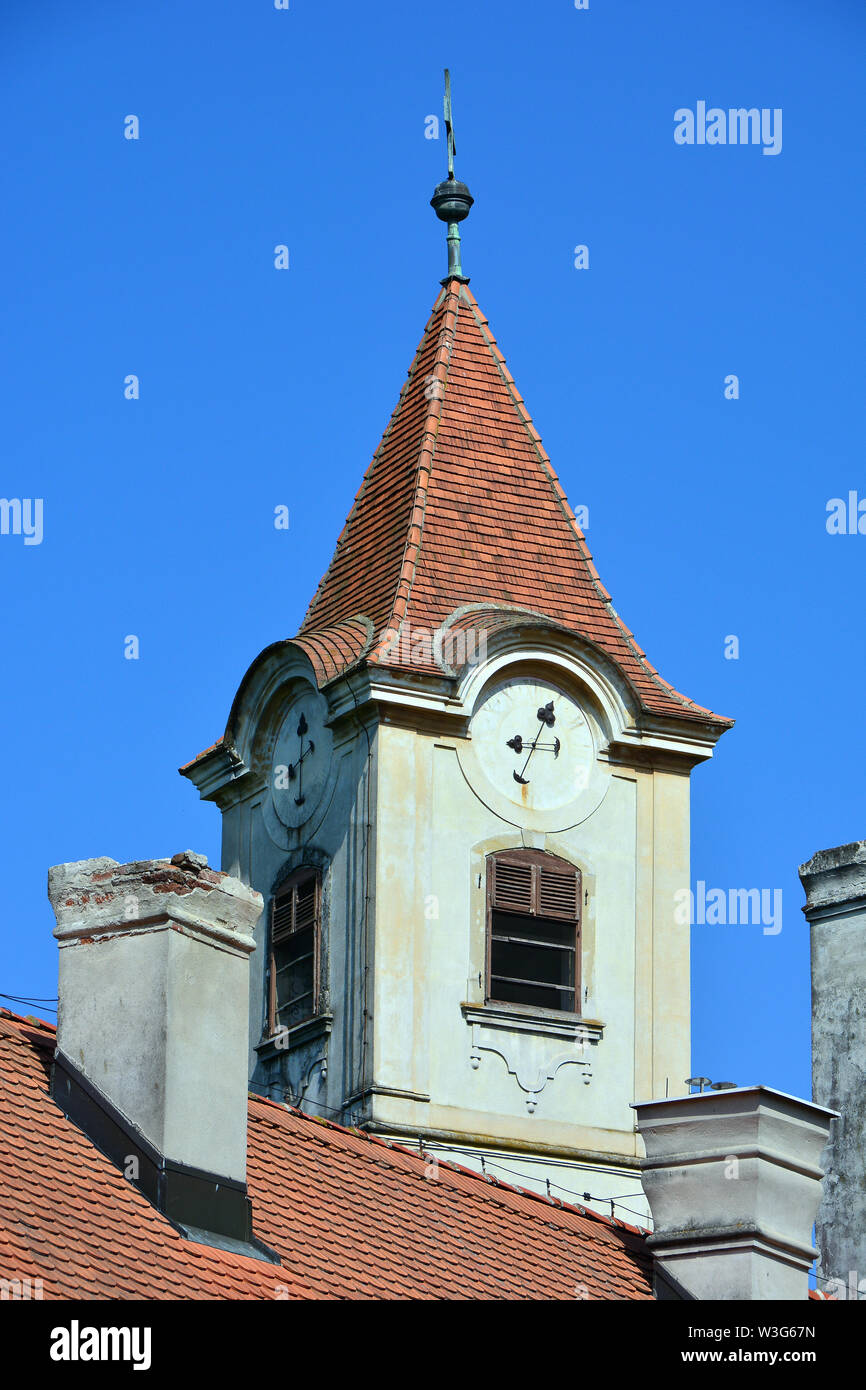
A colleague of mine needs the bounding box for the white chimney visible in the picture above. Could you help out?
[633,1087,836,1300]
[48,852,266,1253]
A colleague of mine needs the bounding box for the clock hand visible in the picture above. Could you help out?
[287,740,316,778]
[515,737,540,784]
[509,701,559,784]
[537,701,556,727]
[505,734,536,781]
[507,734,559,755]
[287,713,316,805]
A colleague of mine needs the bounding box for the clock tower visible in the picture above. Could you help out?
[181,94,732,1213]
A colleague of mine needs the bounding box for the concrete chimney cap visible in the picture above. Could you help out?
[799,840,866,876]
[632,1083,838,1299]
[632,1084,839,1120]
[798,840,866,914]
[47,854,263,950]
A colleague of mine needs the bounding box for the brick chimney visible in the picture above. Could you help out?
[633,1087,836,1300]
[48,852,270,1256]
[799,840,866,1299]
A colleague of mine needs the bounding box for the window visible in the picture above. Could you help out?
[486,850,581,1013]
[268,869,320,1034]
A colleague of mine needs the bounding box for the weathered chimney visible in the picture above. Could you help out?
[48,852,268,1256]
[633,1087,836,1300]
[799,840,866,1299]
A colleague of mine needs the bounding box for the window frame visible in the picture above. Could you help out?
[485,849,582,1014]
[268,866,321,1037]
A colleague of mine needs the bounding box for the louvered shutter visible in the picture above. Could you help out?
[269,869,320,1032]
[490,857,534,914]
[295,874,317,932]
[272,890,294,939]
[537,861,580,920]
[489,853,580,920]
[486,850,581,1013]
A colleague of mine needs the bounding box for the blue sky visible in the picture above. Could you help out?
[1,0,863,1102]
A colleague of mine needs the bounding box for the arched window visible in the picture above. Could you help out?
[486,850,581,1013]
[268,867,321,1034]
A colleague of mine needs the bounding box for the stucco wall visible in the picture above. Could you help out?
[367,715,691,1170]
[800,842,866,1294]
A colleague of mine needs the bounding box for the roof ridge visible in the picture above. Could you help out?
[457,284,711,719]
[460,285,611,597]
[298,284,450,644]
[367,280,461,663]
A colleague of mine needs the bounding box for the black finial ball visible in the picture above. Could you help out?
[430,178,474,224]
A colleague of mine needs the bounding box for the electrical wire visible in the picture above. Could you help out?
[450,1149,652,1225]
[811,1268,855,1292]
[268,1083,652,1223]
[429,1147,650,1221]
[4,991,651,1225]
[267,1095,652,1225]
[1,992,57,1013]
[4,982,651,1224]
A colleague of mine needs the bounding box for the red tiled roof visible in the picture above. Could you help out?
[0,1009,653,1300]
[299,280,730,725]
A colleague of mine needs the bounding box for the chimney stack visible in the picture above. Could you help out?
[799,840,866,1299]
[48,852,266,1254]
[633,1087,836,1300]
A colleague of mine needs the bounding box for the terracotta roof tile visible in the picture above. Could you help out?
[0,1009,653,1301]
[298,281,730,725]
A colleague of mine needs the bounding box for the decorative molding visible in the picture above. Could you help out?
[462,1002,603,1044]
[256,1013,333,1059]
[296,1053,328,1100]
[462,1005,599,1113]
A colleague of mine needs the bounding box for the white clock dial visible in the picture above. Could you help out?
[470,678,594,813]
[270,687,333,830]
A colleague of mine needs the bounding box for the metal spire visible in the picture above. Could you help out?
[444,68,456,179]
[430,68,473,283]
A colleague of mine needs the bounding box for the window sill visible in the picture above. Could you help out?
[461,1002,604,1044]
[256,1013,333,1058]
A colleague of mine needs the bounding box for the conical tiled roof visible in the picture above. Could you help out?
[299,279,728,725]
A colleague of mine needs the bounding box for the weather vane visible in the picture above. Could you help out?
[444,68,457,180]
[430,68,473,284]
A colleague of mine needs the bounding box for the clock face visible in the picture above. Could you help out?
[469,677,595,814]
[270,688,333,830]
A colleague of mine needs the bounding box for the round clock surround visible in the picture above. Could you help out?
[458,671,608,830]
[263,683,335,839]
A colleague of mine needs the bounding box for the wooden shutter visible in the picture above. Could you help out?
[490,857,534,914]
[272,872,319,941]
[269,869,321,1032]
[486,850,581,1013]
[272,891,294,938]
[488,851,580,920]
[537,860,580,920]
[295,874,318,933]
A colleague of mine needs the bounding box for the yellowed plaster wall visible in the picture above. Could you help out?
[650,768,691,1098]
[370,721,692,1164]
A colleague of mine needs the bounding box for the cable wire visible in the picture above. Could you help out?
[1,992,57,1013]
